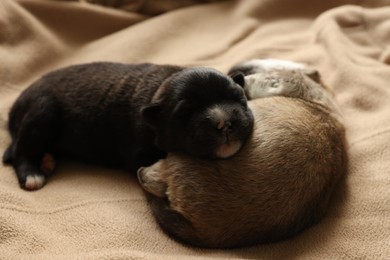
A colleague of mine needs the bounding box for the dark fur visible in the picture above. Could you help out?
[138,65,348,248]
[3,62,253,190]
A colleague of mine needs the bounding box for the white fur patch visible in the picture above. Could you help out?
[24,174,46,190]
[242,59,307,100]
[243,59,306,71]
[209,105,229,130]
[216,141,242,158]
[244,74,286,99]
[209,105,229,126]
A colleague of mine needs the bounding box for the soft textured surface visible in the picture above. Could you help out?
[1,0,390,258]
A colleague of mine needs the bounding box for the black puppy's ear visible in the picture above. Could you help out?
[141,103,162,127]
[230,71,245,87]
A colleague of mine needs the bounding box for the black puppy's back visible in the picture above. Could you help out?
[5,62,183,188]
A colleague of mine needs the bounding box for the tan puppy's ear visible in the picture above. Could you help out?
[137,162,167,197]
[302,68,321,83]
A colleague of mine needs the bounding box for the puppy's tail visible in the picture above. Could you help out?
[2,144,13,165]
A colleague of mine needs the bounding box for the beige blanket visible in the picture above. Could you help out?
[1,0,390,258]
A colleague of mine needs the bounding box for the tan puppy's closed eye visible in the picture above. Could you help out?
[139,59,348,249]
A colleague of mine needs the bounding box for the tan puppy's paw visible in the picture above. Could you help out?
[137,161,167,197]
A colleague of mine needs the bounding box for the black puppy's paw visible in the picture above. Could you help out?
[19,173,46,191]
[15,155,55,191]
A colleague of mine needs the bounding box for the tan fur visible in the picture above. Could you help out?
[138,70,348,248]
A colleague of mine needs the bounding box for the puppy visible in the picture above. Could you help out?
[228,58,307,76]
[2,62,253,190]
[229,59,341,116]
[138,62,347,248]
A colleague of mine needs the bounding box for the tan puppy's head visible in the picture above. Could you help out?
[228,59,338,109]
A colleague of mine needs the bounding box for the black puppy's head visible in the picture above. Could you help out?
[141,67,253,159]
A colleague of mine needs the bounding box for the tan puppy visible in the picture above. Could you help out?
[137,66,347,248]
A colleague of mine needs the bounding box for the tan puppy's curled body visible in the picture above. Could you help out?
[138,60,347,248]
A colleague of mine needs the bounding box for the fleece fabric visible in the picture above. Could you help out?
[0,0,390,258]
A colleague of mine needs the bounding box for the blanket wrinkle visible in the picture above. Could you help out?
[0,1,68,87]
[350,127,390,147]
[19,0,147,46]
[0,198,139,215]
[0,0,390,258]
[80,0,229,15]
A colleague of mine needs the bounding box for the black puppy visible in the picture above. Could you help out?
[3,62,253,190]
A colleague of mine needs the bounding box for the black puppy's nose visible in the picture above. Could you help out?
[217,120,233,133]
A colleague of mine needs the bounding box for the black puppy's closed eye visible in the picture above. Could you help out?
[172,100,192,119]
[229,72,245,88]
